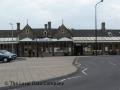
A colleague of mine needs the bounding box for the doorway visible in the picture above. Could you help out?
[74,44,83,56]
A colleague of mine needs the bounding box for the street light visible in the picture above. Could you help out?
[9,23,14,53]
[95,0,103,56]
[36,36,39,57]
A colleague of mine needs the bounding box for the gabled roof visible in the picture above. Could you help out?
[1,24,120,39]
[23,24,32,30]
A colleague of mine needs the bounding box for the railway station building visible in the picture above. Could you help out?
[0,22,120,57]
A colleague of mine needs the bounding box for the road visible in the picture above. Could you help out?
[2,56,120,90]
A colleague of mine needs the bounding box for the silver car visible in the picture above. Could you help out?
[0,50,17,60]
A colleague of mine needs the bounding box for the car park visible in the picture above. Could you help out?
[0,50,17,60]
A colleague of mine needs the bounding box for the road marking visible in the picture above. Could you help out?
[76,64,81,67]
[82,68,88,76]
[108,61,116,66]
[59,76,81,82]
[8,89,20,90]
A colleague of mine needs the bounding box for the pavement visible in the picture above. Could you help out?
[9,55,120,90]
[0,56,77,88]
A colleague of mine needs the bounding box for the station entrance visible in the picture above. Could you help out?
[74,44,83,56]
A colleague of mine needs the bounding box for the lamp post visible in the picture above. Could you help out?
[9,23,14,53]
[95,0,103,56]
[36,36,39,57]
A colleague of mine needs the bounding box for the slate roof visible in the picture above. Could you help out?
[0,30,18,37]
[0,27,120,38]
[71,29,120,37]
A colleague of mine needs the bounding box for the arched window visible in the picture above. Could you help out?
[26,29,29,34]
[43,31,47,36]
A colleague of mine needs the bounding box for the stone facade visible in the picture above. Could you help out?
[0,22,120,57]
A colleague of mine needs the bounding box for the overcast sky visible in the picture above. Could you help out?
[0,0,120,30]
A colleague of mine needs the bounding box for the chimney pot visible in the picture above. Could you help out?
[101,22,105,31]
[48,21,51,30]
[44,24,47,30]
[17,23,20,30]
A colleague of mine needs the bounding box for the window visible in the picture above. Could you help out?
[115,44,118,48]
[61,29,64,33]
[26,29,29,34]
[105,46,108,51]
[43,31,47,36]
[108,32,112,37]
[24,48,27,51]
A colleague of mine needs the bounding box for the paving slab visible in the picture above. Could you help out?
[0,56,77,87]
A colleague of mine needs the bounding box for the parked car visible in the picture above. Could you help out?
[0,53,10,62]
[0,50,17,60]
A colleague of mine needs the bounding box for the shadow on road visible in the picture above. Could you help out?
[12,57,27,62]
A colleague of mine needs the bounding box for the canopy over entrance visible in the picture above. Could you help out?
[73,37,120,43]
[20,38,33,42]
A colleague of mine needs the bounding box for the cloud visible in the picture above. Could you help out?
[0,0,120,29]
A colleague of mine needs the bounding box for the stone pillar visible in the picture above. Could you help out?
[112,44,115,51]
[71,43,74,56]
[22,43,24,57]
[112,44,116,55]
[119,43,120,54]
[52,43,55,56]
[102,43,105,55]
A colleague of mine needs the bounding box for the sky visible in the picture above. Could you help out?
[0,0,120,30]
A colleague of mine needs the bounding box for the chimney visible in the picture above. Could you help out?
[101,22,105,31]
[48,21,51,30]
[44,24,47,30]
[17,23,20,30]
